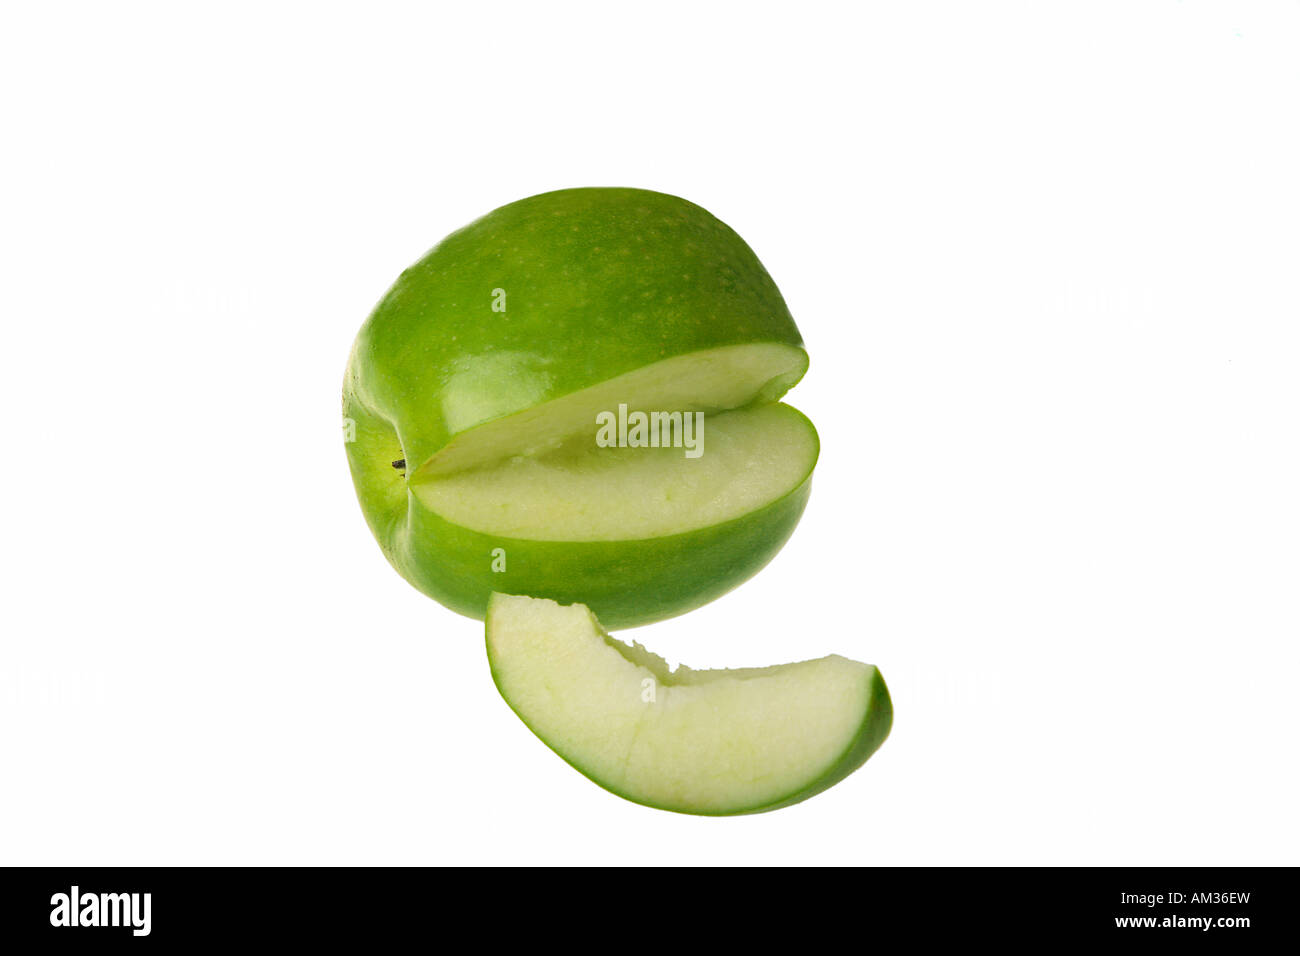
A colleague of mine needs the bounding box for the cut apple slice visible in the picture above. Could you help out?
[486,593,892,815]
[387,402,816,628]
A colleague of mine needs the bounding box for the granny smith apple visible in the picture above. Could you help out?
[486,593,892,815]
[344,187,817,627]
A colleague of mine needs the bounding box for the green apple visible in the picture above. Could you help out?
[344,187,817,627]
[486,593,892,815]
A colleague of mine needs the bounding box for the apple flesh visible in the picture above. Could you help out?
[413,403,815,541]
[486,593,892,815]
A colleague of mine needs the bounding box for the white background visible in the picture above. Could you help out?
[2,2,1297,865]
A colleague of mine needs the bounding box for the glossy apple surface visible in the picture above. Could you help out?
[344,187,815,626]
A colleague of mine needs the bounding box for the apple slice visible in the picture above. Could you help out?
[486,593,892,815]
[380,402,817,629]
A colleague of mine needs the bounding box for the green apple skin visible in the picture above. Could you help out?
[344,187,806,478]
[344,187,812,626]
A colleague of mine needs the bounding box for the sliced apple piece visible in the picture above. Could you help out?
[486,593,892,815]
[384,402,816,629]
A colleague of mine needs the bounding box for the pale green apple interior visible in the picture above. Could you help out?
[487,593,877,814]
[418,342,807,477]
[411,403,816,541]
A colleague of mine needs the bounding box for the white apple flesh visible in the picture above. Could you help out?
[414,403,816,541]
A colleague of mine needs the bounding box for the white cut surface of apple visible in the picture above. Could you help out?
[415,403,816,541]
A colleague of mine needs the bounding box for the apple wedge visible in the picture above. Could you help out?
[393,403,816,628]
[486,593,892,815]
